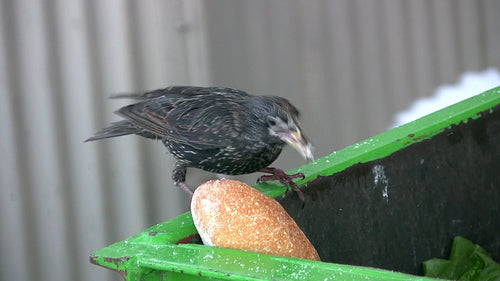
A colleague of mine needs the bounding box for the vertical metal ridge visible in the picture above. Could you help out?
[431,0,460,84]
[324,0,358,146]
[481,0,500,66]
[83,0,112,247]
[120,0,153,234]
[11,0,73,279]
[380,0,413,112]
[121,0,162,227]
[0,1,36,280]
[407,1,436,100]
[352,0,391,135]
[1,1,41,280]
[54,0,113,279]
[41,0,81,280]
[457,0,482,70]
[345,0,366,140]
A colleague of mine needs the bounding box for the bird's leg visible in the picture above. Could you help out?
[257,167,306,202]
[173,163,193,196]
[176,182,194,195]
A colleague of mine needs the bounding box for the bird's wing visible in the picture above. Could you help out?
[111,86,244,100]
[116,89,249,149]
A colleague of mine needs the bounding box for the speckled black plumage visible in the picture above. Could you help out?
[86,86,312,195]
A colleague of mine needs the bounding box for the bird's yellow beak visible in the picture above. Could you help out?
[283,129,314,162]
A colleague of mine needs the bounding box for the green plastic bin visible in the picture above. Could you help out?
[91,86,500,280]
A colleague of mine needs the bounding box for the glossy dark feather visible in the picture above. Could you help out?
[86,86,310,194]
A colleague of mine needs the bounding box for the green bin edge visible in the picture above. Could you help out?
[90,86,500,280]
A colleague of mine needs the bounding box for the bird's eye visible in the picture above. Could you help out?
[267,117,278,127]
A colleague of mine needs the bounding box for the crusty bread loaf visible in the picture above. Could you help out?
[191,179,320,261]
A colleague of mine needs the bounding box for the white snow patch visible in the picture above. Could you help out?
[392,68,500,127]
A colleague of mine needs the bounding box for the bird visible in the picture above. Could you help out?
[85,86,313,200]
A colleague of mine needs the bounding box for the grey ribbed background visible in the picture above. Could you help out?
[1,1,499,281]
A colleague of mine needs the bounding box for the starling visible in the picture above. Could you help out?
[86,86,313,198]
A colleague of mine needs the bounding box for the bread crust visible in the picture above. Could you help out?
[191,179,320,261]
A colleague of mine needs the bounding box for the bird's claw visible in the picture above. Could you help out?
[257,167,306,204]
[257,172,305,183]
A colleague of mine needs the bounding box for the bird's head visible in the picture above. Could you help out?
[253,96,314,162]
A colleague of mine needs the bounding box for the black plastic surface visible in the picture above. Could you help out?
[278,107,500,275]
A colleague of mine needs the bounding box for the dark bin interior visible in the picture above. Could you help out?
[277,105,500,275]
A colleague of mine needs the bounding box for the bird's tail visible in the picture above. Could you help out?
[85,120,138,142]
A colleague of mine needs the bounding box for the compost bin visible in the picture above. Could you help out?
[91,86,500,280]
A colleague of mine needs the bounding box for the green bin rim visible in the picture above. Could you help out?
[91,86,500,280]
[258,85,500,198]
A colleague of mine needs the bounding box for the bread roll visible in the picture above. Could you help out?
[191,179,320,261]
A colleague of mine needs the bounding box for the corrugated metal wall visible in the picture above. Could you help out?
[204,0,500,155]
[1,1,498,281]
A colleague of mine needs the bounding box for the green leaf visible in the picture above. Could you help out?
[423,236,500,281]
